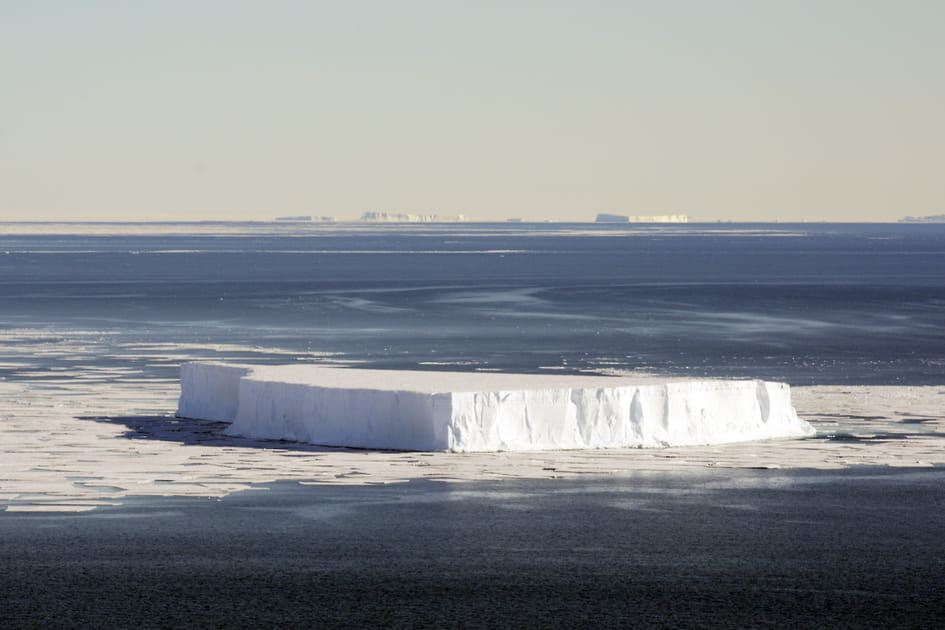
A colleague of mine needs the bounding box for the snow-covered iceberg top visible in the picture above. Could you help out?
[176,362,815,452]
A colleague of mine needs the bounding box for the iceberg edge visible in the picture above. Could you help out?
[176,362,815,452]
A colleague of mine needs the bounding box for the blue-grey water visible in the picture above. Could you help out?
[2,221,943,385]
[4,222,945,629]
[4,469,945,629]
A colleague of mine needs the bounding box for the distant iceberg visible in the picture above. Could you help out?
[177,363,814,452]
[359,212,467,223]
[900,214,945,223]
[595,213,688,223]
[274,215,335,222]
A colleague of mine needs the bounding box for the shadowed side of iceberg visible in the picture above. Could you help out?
[229,377,452,451]
[176,362,253,423]
[175,362,815,452]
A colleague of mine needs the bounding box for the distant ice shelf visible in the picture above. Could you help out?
[176,363,815,452]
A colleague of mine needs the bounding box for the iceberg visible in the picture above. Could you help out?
[176,363,815,452]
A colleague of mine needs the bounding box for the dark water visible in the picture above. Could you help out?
[2,222,944,385]
[4,468,945,629]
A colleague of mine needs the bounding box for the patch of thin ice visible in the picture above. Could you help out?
[2,354,944,512]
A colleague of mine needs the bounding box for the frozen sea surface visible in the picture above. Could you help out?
[3,365,943,512]
[2,221,944,385]
[2,220,944,627]
[3,221,944,505]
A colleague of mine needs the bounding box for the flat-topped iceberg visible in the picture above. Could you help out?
[176,362,815,452]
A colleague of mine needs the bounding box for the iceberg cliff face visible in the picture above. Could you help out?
[176,363,814,452]
[176,362,252,423]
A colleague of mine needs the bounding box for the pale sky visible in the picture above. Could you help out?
[2,1,943,222]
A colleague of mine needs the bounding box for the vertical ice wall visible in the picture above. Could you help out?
[446,380,801,451]
[176,362,253,423]
[176,362,814,452]
[231,377,452,451]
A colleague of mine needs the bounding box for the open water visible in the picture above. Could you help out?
[1,221,943,385]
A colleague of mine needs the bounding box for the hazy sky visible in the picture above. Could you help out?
[2,1,943,222]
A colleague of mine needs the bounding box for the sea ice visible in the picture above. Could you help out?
[176,363,815,452]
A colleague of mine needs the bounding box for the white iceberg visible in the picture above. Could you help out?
[176,362,815,452]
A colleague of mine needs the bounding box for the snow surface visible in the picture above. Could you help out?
[176,363,815,452]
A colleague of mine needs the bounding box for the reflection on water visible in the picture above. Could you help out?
[1,222,944,385]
